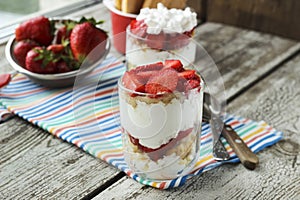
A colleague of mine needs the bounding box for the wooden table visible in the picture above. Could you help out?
[1,3,300,199]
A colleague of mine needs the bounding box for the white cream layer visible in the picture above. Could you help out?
[119,92,202,149]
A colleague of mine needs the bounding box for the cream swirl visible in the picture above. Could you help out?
[136,3,197,34]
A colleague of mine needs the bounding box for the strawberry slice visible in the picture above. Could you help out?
[185,79,200,90]
[131,62,164,84]
[136,70,158,84]
[184,28,195,37]
[146,128,193,161]
[145,68,178,95]
[128,134,139,146]
[132,62,164,73]
[130,20,147,38]
[122,71,145,94]
[47,44,64,54]
[146,33,165,50]
[178,69,199,80]
[168,33,191,50]
[0,74,11,88]
[164,60,184,72]
[176,76,187,92]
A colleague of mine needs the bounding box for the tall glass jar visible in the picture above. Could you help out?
[118,74,203,180]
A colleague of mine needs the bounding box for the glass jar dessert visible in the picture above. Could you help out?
[125,3,197,70]
[118,60,203,180]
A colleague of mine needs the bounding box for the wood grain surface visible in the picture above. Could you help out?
[0,3,300,199]
[194,23,300,101]
[206,0,300,41]
[96,43,300,200]
[0,4,125,200]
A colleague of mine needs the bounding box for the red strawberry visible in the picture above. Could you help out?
[15,16,54,46]
[56,61,72,73]
[145,68,178,95]
[13,40,39,67]
[178,69,197,80]
[47,44,64,54]
[146,33,165,50]
[132,62,164,73]
[0,74,11,88]
[70,22,108,63]
[25,47,58,74]
[55,20,78,44]
[176,76,187,92]
[122,71,145,94]
[144,128,193,161]
[164,60,184,72]
[185,79,200,90]
[167,33,191,50]
[184,28,195,37]
[56,26,69,44]
[130,20,147,38]
[128,134,139,146]
[136,70,158,84]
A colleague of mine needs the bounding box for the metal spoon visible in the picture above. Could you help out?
[203,92,259,170]
[203,94,230,161]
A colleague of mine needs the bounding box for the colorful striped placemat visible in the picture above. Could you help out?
[0,55,283,189]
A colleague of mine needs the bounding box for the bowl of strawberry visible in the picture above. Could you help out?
[5,16,110,88]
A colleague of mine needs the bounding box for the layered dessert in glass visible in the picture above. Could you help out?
[118,60,203,180]
[126,3,197,70]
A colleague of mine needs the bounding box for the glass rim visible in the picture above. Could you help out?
[126,25,194,42]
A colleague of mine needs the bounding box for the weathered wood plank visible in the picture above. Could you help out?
[0,4,125,199]
[96,45,300,200]
[0,117,123,199]
[1,3,300,199]
[194,22,300,100]
[206,0,300,41]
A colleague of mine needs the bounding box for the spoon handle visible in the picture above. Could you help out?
[222,124,259,170]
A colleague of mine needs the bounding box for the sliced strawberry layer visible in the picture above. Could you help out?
[130,19,195,50]
[164,59,184,72]
[128,128,194,161]
[132,62,164,73]
[186,79,201,90]
[122,60,201,96]
[145,68,178,95]
[0,74,11,88]
[122,71,145,93]
[145,33,165,50]
[178,69,201,82]
[136,70,158,84]
[130,20,147,38]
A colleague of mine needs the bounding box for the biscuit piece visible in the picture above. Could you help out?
[142,0,187,9]
[114,0,122,10]
[122,0,144,14]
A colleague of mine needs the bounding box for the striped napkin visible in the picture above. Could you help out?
[0,55,283,189]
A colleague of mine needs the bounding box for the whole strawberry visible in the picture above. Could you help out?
[56,26,71,44]
[55,21,76,44]
[13,40,39,67]
[25,47,58,74]
[70,22,108,63]
[15,16,54,46]
[56,60,72,73]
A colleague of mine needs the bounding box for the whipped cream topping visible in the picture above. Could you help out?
[136,3,197,34]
